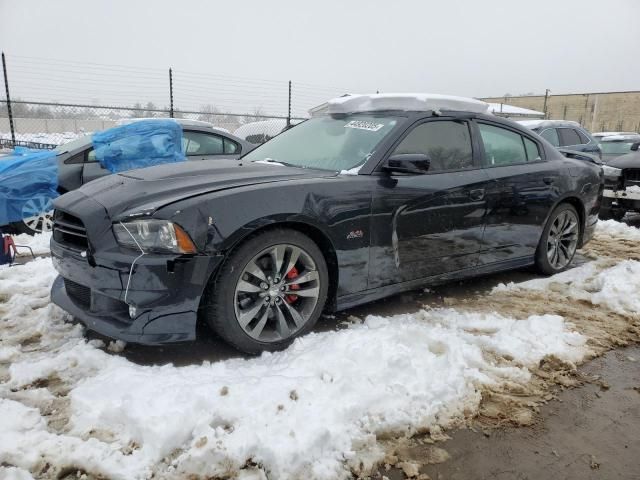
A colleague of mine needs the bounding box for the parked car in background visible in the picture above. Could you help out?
[50,93,602,354]
[600,141,640,220]
[5,118,253,234]
[518,120,602,159]
[234,119,295,144]
[597,133,640,162]
[593,131,638,140]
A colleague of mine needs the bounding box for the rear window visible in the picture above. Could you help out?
[558,128,582,147]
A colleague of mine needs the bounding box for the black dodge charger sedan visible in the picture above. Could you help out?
[50,94,603,353]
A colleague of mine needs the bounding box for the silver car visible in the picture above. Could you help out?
[8,119,254,234]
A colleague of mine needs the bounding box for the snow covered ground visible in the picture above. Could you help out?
[1,221,639,479]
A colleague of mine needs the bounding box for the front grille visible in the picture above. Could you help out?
[53,210,88,250]
[64,278,91,308]
[623,169,640,187]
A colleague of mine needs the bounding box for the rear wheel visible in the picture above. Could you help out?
[535,203,580,275]
[203,228,328,354]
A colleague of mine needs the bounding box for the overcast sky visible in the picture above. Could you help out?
[1,0,639,115]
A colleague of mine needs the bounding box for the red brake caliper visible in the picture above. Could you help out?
[285,266,300,304]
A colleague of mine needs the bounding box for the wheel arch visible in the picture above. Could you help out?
[208,220,340,312]
[551,195,587,247]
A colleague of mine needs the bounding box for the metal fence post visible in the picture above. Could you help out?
[169,68,174,118]
[542,89,550,119]
[287,80,292,127]
[2,52,16,147]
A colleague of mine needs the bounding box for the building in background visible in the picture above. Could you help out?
[481,91,640,133]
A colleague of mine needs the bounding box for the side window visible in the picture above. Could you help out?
[392,120,473,172]
[478,123,529,166]
[223,138,239,154]
[523,137,542,161]
[576,129,591,145]
[65,152,85,164]
[182,131,225,156]
[558,128,582,147]
[86,149,97,162]
[540,128,560,146]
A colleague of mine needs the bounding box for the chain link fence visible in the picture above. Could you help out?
[0,100,306,150]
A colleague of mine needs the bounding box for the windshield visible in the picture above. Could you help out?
[54,135,92,153]
[242,114,401,171]
[599,141,637,155]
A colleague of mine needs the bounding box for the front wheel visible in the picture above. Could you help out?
[535,203,580,275]
[203,228,329,354]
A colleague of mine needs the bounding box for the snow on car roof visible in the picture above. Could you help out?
[487,103,544,117]
[326,93,491,115]
[117,117,229,133]
[598,134,640,142]
[517,119,582,129]
[593,131,638,138]
[233,118,290,139]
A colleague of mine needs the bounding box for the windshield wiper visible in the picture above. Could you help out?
[258,158,301,168]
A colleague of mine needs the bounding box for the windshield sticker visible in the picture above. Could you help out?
[344,120,384,132]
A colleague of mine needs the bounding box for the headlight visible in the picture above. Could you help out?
[113,220,197,254]
[602,165,622,178]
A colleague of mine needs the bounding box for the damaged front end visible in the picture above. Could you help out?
[50,189,222,344]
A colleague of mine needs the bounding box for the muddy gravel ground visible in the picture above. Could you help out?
[376,345,640,480]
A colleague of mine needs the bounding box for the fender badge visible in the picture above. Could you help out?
[347,229,364,240]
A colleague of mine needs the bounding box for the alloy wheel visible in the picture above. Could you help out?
[546,209,579,270]
[21,197,54,233]
[233,243,321,343]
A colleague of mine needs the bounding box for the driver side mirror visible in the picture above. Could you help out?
[383,153,431,174]
[632,142,640,151]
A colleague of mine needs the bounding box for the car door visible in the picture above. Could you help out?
[369,118,491,289]
[182,130,240,160]
[477,121,560,264]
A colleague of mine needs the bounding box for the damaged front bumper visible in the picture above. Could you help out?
[50,239,222,345]
[602,188,640,212]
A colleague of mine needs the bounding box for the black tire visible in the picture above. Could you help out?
[598,208,625,222]
[202,228,329,354]
[535,203,580,275]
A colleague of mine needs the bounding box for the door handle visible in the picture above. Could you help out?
[543,176,556,185]
[468,188,485,201]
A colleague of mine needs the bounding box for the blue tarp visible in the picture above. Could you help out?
[92,120,185,173]
[0,147,58,226]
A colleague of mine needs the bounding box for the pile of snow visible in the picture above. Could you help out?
[596,219,640,241]
[1,257,589,479]
[493,220,640,315]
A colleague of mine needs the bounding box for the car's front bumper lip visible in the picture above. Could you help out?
[51,275,198,344]
[603,188,640,201]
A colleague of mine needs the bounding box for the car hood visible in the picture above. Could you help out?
[606,151,640,169]
[75,159,336,218]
